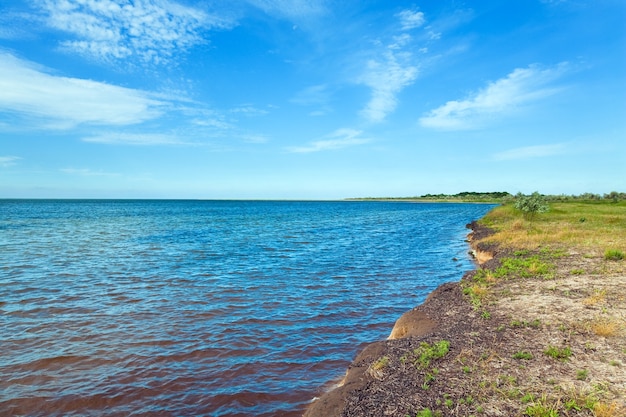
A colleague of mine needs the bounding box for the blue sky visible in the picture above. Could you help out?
[0,0,624,199]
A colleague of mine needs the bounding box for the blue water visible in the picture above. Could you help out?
[0,200,494,416]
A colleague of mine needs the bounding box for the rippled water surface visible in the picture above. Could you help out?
[0,200,494,416]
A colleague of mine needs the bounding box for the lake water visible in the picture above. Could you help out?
[0,200,494,416]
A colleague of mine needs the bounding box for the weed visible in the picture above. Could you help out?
[524,394,559,417]
[512,351,533,360]
[511,319,541,328]
[481,310,491,320]
[414,409,440,417]
[576,369,588,380]
[544,345,572,361]
[413,340,450,369]
[367,356,390,379]
[604,249,624,261]
[462,365,472,373]
[494,256,554,280]
[570,268,585,275]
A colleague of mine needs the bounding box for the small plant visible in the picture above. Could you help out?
[544,345,572,361]
[524,394,559,417]
[462,365,472,373]
[413,340,450,369]
[367,356,389,379]
[576,369,589,380]
[513,351,533,360]
[481,310,491,319]
[414,409,437,417]
[604,249,624,261]
[570,268,585,275]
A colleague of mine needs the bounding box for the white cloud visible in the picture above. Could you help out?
[36,0,229,64]
[0,51,164,128]
[0,156,22,167]
[245,0,327,20]
[420,63,567,130]
[287,128,370,153]
[230,105,270,116]
[397,9,425,30]
[291,84,329,106]
[359,51,418,123]
[82,132,188,145]
[61,167,120,176]
[493,144,566,160]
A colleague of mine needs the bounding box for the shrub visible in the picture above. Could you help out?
[514,192,549,220]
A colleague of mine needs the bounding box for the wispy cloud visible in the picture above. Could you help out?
[359,51,418,123]
[230,105,270,116]
[0,51,164,128]
[287,128,370,153]
[82,132,189,146]
[61,167,121,177]
[36,0,230,64]
[396,9,425,30]
[419,63,568,130]
[0,156,22,167]
[357,8,426,123]
[245,0,327,20]
[291,84,332,116]
[493,144,567,160]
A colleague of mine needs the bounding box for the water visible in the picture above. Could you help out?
[0,200,494,416]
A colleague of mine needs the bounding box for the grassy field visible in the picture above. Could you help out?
[478,201,626,254]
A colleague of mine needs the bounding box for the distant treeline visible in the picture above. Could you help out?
[349,191,626,202]
[419,191,511,201]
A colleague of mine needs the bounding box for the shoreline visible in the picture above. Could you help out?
[303,215,625,416]
[303,221,493,416]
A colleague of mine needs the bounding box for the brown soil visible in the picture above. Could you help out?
[304,223,626,417]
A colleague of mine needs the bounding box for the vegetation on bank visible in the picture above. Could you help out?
[405,198,625,417]
[456,198,625,417]
[347,191,626,203]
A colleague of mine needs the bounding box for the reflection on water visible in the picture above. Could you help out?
[0,200,494,416]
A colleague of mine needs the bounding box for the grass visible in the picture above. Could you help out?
[513,351,533,360]
[589,317,621,337]
[368,356,390,379]
[604,249,624,261]
[543,345,572,361]
[413,340,450,369]
[478,201,626,251]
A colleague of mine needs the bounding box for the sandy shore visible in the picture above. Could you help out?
[304,221,625,416]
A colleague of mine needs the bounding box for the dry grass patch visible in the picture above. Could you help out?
[583,289,607,307]
[589,317,622,338]
[594,401,624,417]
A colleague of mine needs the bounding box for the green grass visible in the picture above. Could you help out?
[478,201,626,252]
[413,340,450,369]
[544,345,572,361]
[513,351,533,360]
[604,249,624,261]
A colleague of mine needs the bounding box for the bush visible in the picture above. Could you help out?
[514,192,549,220]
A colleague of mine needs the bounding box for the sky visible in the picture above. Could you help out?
[0,0,624,199]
